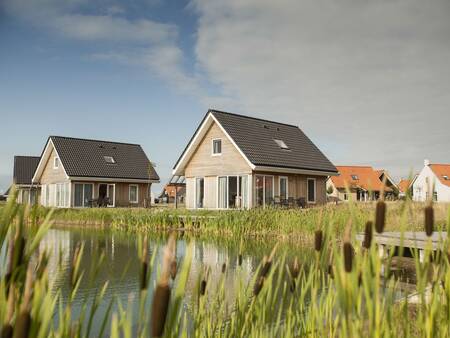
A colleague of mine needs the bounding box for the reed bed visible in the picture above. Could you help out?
[1,192,450,336]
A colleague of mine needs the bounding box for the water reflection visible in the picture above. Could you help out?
[43,227,312,336]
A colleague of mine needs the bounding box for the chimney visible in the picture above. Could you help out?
[424,159,430,166]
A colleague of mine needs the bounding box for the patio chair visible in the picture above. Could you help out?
[296,198,306,208]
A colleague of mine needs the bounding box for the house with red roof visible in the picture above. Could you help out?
[326,166,393,202]
[397,175,417,199]
[413,160,450,202]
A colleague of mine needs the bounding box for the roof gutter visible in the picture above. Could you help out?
[253,166,338,176]
[69,177,160,184]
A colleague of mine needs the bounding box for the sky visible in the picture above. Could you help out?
[1,0,450,194]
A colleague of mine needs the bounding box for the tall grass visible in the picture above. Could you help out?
[1,191,450,336]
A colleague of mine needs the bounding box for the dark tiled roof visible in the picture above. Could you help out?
[13,156,40,185]
[49,136,159,181]
[210,110,337,173]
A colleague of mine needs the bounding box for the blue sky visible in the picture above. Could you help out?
[1,0,450,194]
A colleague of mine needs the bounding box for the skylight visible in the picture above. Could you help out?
[104,156,116,164]
[274,139,289,150]
[351,175,359,180]
[443,175,449,180]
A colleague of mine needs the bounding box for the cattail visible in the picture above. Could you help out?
[140,237,148,290]
[343,242,353,273]
[221,263,226,274]
[238,254,243,266]
[425,205,434,237]
[289,258,300,279]
[253,277,264,296]
[14,268,33,338]
[362,221,373,249]
[2,284,15,338]
[200,280,207,296]
[314,230,323,252]
[151,283,170,337]
[1,324,13,338]
[253,244,278,296]
[150,236,175,337]
[343,222,353,272]
[13,312,31,338]
[327,264,334,279]
[375,201,386,233]
[170,260,177,280]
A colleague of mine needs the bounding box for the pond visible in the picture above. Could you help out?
[42,227,314,336]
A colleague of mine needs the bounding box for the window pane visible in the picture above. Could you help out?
[240,176,248,209]
[255,176,264,207]
[280,178,287,200]
[218,177,227,208]
[228,176,238,208]
[130,186,137,202]
[213,140,222,154]
[196,178,204,208]
[74,184,83,207]
[308,179,315,202]
[264,176,273,206]
[84,184,93,206]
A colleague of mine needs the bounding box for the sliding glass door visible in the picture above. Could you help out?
[217,175,249,209]
[255,175,274,208]
[196,178,204,208]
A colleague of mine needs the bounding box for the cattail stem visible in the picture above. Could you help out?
[375,201,386,233]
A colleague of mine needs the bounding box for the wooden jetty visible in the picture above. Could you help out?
[356,231,448,262]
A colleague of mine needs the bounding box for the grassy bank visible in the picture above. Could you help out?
[2,197,450,336]
[7,201,450,239]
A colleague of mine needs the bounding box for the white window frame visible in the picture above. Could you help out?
[216,175,250,210]
[279,176,289,200]
[194,177,205,209]
[211,138,222,156]
[73,183,94,208]
[307,178,316,204]
[53,156,60,169]
[107,184,116,207]
[129,184,139,204]
[255,175,275,208]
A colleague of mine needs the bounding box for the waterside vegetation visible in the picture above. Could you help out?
[1,191,450,336]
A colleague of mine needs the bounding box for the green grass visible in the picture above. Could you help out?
[2,192,450,337]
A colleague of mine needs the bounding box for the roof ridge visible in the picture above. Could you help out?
[209,109,299,128]
[335,165,374,168]
[50,135,141,147]
[429,163,450,166]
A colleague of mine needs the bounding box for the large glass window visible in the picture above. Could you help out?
[255,175,274,208]
[74,183,93,207]
[240,176,248,209]
[196,178,204,208]
[129,185,138,203]
[218,177,227,209]
[279,177,288,200]
[307,178,316,203]
[218,176,249,209]
[228,176,238,208]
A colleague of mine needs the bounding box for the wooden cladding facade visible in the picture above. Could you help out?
[184,120,328,209]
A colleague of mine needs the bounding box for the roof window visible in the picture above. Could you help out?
[274,139,289,150]
[351,175,359,180]
[443,175,449,180]
[104,156,116,164]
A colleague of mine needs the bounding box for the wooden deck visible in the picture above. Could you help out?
[356,231,448,250]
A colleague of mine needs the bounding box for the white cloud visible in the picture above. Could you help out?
[191,0,450,178]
